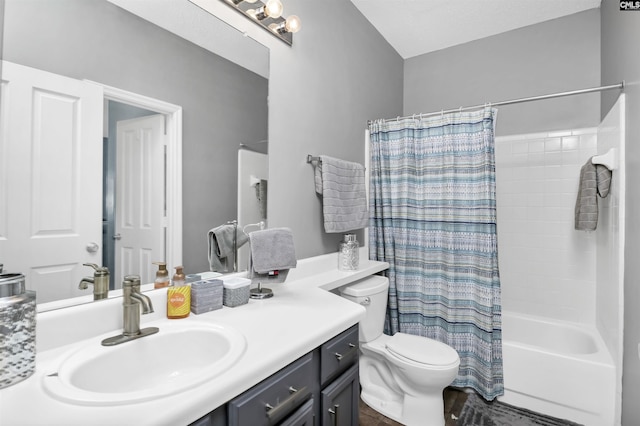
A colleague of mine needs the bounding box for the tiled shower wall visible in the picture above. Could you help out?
[495,128,599,323]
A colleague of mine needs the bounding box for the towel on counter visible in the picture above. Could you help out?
[207,224,249,272]
[574,158,612,231]
[248,227,296,284]
[314,155,368,233]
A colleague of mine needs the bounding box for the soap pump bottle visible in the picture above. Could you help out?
[167,266,190,319]
[153,262,170,289]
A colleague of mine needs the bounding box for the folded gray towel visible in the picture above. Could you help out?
[574,158,612,231]
[208,224,249,272]
[249,228,296,284]
[314,155,368,233]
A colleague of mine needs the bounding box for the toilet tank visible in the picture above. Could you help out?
[339,275,389,343]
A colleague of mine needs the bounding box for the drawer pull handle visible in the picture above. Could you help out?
[265,385,311,424]
[334,343,357,362]
[328,404,340,426]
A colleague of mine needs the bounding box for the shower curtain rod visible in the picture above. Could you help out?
[370,82,624,124]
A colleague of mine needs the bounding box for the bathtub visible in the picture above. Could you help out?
[498,311,616,426]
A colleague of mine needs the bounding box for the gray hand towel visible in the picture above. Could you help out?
[574,158,612,231]
[314,155,368,233]
[255,179,268,220]
[249,228,296,284]
[208,224,249,272]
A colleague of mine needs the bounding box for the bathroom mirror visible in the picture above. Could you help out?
[0,0,269,308]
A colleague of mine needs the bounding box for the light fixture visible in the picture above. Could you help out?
[222,0,301,45]
[270,14,301,34]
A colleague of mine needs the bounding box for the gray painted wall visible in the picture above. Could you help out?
[0,0,4,87]
[404,9,601,137]
[267,0,404,259]
[2,0,268,274]
[601,0,640,422]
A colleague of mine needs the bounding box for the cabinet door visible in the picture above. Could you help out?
[321,363,359,426]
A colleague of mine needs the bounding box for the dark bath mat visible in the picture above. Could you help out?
[457,393,584,426]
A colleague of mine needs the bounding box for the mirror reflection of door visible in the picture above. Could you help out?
[0,61,103,303]
[112,114,166,287]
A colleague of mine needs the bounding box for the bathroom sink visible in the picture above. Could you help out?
[43,321,246,405]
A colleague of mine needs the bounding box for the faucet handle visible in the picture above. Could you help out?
[123,275,141,289]
[84,263,109,277]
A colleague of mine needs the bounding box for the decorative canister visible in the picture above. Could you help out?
[0,273,36,389]
[338,233,359,271]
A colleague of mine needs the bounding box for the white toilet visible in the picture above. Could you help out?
[340,275,460,426]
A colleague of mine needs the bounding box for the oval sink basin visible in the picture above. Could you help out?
[43,321,246,405]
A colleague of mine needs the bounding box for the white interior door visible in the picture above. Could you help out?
[0,61,103,303]
[115,114,166,286]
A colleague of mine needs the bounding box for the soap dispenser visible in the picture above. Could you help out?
[153,262,170,289]
[167,266,190,319]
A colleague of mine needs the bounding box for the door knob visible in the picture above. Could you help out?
[113,234,122,240]
[86,242,99,253]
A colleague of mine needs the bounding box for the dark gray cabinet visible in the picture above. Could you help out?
[321,363,359,426]
[228,352,317,425]
[190,324,359,426]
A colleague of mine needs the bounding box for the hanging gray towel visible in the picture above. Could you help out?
[574,158,612,231]
[314,155,368,233]
[208,224,249,272]
[255,179,268,220]
[249,227,296,284]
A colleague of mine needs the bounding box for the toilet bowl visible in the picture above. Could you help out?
[340,276,460,426]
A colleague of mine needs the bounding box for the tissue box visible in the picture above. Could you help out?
[191,279,223,314]
[222,277,251,307]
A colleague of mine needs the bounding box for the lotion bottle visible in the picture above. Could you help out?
[167,266,190,319]
[153,262,170,289]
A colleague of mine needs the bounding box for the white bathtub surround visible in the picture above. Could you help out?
[495,94,625,426]
[495,128,599,323]
[0,251,388,425]
[500,311,615,426]
[595,95,625,425]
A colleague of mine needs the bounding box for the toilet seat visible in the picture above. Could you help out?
[385,332,459,368]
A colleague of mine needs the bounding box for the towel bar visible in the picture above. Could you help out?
[592,148,618,170]
[306,155,320,164]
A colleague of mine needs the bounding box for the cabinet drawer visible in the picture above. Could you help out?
[320,324,359,387]
[228,352,316,426]
[280,398,315,426]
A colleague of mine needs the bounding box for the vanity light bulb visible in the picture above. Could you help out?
[244,0,258,2]
[285,15,301,33]
[264,0,284,18]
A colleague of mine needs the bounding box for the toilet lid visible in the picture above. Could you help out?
[386,333,459,366]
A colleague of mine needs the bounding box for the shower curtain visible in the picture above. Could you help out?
[369,107,503,400]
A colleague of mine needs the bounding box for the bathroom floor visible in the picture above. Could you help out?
[359,387,468,426]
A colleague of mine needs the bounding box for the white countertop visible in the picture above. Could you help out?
[0,252,388,426]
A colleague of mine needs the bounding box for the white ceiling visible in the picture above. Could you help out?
[350,0,601,59]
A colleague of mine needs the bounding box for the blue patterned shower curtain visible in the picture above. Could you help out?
[368,107,503,401]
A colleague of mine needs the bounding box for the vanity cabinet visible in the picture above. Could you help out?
[189,324,359,426]
[319,325,360,426]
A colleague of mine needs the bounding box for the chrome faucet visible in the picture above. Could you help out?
[79,263,110,300]
[102,275,159,346]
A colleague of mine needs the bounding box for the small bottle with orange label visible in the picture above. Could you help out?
[167,266,190,319]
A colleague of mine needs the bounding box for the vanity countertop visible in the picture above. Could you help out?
[0,251,388,426]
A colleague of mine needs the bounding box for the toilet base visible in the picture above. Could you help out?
[361,390,403,424]
[361,388,446,426]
